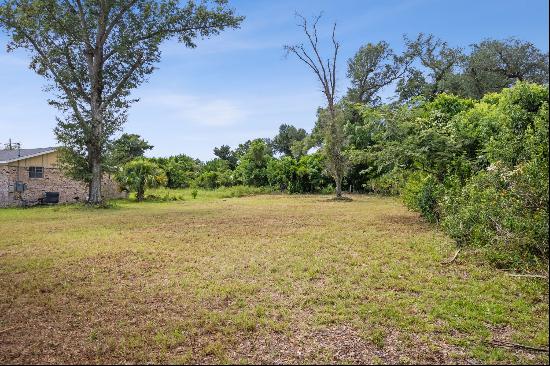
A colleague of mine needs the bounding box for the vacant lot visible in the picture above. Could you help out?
[0,195,548,364]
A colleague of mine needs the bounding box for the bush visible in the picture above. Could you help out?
[266,153,332,194]
[367,169,408,195]
[402,172,443,223]
[195,159,233,189]
[442,164,548,269]
[151,154,201,188]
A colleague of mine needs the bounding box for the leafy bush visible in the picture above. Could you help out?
[442,164,548,269]
[356,83,548,269]
[266,153,331,193]
[151,154,201,188]
[267,156,297,192]
[440,84,548,268]
[402,172,443,223]
[195,159,233,189]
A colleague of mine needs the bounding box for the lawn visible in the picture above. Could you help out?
[0,194,548,364]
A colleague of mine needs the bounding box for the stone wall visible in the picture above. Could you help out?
[0,165,126,207]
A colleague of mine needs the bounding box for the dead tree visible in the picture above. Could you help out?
[284,13,346,197]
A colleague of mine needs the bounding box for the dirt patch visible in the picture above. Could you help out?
[226,324,470,364]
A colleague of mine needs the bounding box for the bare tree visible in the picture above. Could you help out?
[284,13,347,197]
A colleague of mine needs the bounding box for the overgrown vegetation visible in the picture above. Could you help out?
[348,83,548,270]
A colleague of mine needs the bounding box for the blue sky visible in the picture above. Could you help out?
[1,0,548,160]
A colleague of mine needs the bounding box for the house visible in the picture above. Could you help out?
[0,147,125,207]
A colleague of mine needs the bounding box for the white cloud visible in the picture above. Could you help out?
[137,92,248,127]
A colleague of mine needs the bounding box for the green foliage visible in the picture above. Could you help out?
[195,159,233,189]
[397,33,465,102]
[234,139,273,186]
[396,34,548,102]
[351,82,548,268]
[151,154,201,188]
[296,153,332,193]
[191,189,198,199]
[107,133,153,169]
[442,165,548,269]
[485,83,549,166]
[464,38,549,98]
[319,107,348,196]
[441,86,549,268]
[213,145,238,169]
[266,153,331,194]
[267,156,297,192]
[116,159,167,201]
[346,41,413,105]
[366,169,408,195]
[402,172,443,223]
[271,124,308,157]
[56,146,94,183]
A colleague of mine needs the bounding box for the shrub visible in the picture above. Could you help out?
[367,170,408,195]
[195,159,233,189]
[442,164,548,269]
[402,172,443,223]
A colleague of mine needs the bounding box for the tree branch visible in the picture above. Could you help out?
[102,0,139,45]
[102,53,144,108]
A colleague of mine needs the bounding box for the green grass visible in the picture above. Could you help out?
[134,185,273,202]
[0,194,547,364]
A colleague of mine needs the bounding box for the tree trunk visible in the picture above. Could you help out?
[87,45,104,205]
[335,175,342,197]
[136,187,144,202]
[87,110,104,204]
[88,145,103,204]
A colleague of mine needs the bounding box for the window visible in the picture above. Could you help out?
[29,166,44,178]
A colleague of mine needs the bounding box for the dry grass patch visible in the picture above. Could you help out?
[0,195,548,364]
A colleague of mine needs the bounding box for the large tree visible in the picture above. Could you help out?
[346,41,413,105]
[397,33,465,101]
[284,13,347,197]
[271,123,307,157]
[213,144,238,169]
[0,0,243,204]
[463,38,549,98]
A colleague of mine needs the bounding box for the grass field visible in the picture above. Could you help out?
[0,194,548,364]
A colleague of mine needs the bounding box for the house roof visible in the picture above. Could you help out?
[0,147,58,164]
